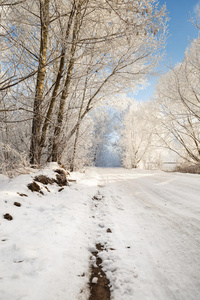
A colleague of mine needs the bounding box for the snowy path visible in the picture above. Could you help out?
[1,166,200,299]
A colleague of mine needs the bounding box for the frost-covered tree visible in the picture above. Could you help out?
[92,107,122,167]
[152,38,200,164]
[120,101,154,168]
[0,0,168,170]
[48,0,168,163]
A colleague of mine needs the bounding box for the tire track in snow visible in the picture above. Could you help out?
[92,168,200,300]
[89,171,140,300]
[124,179,200,249]
[88,191,112,299]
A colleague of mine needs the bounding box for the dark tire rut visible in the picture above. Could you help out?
[88,193,111,300]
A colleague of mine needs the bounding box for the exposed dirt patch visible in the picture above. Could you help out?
[78,273,85,277]
[3,213,13,221]
[27,181,44,195]
[92,193,103,201]
[27,169,70,195]
[54,169,66,176]
[44,186,50,192]
[34,175,55,185]
[17,193,28,197]
[14,202,21,207]
[55,173,68,186]
[53,169,69,186]
[89,243,111,300]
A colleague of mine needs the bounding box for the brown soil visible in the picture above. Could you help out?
[89,243,111,300]
[55,173,68,186]
[17,193,28,197]
[44,186,50,192]
[34,175,55,185]
[27,169,70,195]
[27,181,44,195]
[92,194,103,201]
[14,202,21,207]
[3,213,13,221]
[54,169,66,176]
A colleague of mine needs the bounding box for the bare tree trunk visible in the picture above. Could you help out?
[70,73,88,171]
[30,0,50,165]
[70,125,80,171]
[51,0,83,162]
[37,0,76,162]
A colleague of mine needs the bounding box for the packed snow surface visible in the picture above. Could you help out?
[1,166,200,299]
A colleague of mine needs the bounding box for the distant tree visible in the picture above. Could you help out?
[120,102,153,168]
[92,107,122,168]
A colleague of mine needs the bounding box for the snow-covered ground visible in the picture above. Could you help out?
[1,165,200,300]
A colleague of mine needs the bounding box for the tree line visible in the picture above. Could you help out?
[121,33,200,169]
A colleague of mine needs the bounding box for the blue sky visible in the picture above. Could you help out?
[133,0,199,102]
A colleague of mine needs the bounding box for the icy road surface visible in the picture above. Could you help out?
[1,166,200,300]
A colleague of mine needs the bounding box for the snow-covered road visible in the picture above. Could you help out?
[1,166,200,299]
[90,168,200,300]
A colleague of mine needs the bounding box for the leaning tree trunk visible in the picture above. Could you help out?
[30,0,50,165]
